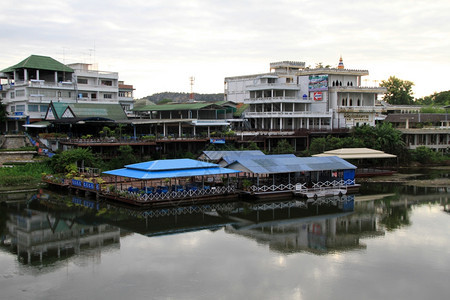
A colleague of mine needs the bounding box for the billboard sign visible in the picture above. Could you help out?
[313,92,323,101]
[210,138,225,144]
[309,75,328,91]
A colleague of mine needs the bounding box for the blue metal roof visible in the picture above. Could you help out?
[103,159,240,179]
[125,159,219,171]
[227,155,356,175]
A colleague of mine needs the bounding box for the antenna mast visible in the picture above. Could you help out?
[189,76,195,101]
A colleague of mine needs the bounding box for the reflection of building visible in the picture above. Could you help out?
[225,196,385,254]
[5,208,120,265]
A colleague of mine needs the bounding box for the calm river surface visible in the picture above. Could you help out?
[1,179,449,300]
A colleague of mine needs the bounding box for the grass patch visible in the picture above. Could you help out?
[0,162,52,187]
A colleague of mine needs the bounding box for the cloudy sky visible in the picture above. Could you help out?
[1,0,449,99]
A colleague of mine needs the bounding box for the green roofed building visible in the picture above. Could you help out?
[0,55,134,133]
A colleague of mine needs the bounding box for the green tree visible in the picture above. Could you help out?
[107,145,138,169]
[373,122,405,155]
[416,91,450,106]
[271,139,294,154]
[246,142,260,151]
[0,100,8,123]
[380,76,414,105]
[49,148,97,173]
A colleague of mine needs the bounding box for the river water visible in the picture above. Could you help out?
[0,179,449,300]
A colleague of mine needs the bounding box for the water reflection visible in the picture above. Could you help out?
[1,188,449,268]
[0,193,120,268]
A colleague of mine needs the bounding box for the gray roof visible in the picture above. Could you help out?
[385,113,448,123]
[200,150,265,161]
[227,155,356,175]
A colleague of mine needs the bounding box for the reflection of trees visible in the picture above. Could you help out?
[379,205,411,231]
[0,205,6,241]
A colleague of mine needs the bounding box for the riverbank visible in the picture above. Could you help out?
[358,166,450,188]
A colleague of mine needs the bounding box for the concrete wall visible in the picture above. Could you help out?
[0,151,37,165]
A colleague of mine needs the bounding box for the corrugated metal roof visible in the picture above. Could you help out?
[126,159,219,171]
[103,158,240,179]
[70,103,126,120]
[227,155,356,175]
[201,150,265,161]
[1,55,74,73]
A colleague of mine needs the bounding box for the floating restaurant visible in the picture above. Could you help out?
[220,154,358,199]
[43,153,359,207]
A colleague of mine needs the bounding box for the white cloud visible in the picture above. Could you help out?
[1,0,449,98]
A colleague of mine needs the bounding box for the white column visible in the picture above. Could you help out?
[24,69,28,81]
[54,71,58,83]
[36,70,40,80]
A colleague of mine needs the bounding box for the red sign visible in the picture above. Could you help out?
[313,92,323,101]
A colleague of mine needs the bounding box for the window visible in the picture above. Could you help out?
[101,80,112,86]
[10,91,15,99]
[77,78,88,84]
[10,106,15,112]
[29,105,39,112]
[16,105,25,112]
[103,94,112,99]
[16,90,25,97]
[40,105,48,112]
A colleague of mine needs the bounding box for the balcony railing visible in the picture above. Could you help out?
[245,111,332,118]
[244,96,312,104]
[337,106,384,113]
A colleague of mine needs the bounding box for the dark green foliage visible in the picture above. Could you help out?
[246,142,260,151]
[415,90,450,106]
[0,163,52,187]
[308,123,410,163]
[0,100,8,123]
[106,145,138,170]
[411,146,447,165]
[271,139,294,154]
[49,148,98,174]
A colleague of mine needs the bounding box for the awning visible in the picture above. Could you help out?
[312,148,396,159]
[22,121,50,128]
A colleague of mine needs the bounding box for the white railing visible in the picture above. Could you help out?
[244,97,312,103]
[125,185,237,203]
[312,179,355,189]
[250,179,355,193]
[245,111,332,117]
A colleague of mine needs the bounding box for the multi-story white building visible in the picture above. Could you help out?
[225,58,386,131]
[0,55,133,132]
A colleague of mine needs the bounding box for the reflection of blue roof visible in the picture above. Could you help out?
[227,155,356,175]
[103,159,240,179]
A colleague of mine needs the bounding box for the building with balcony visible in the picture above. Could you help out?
[224,58,386,132]
[384,113,450,152]
[0,55,134,133]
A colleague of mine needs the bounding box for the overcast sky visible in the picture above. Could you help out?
[1,0,449,99]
